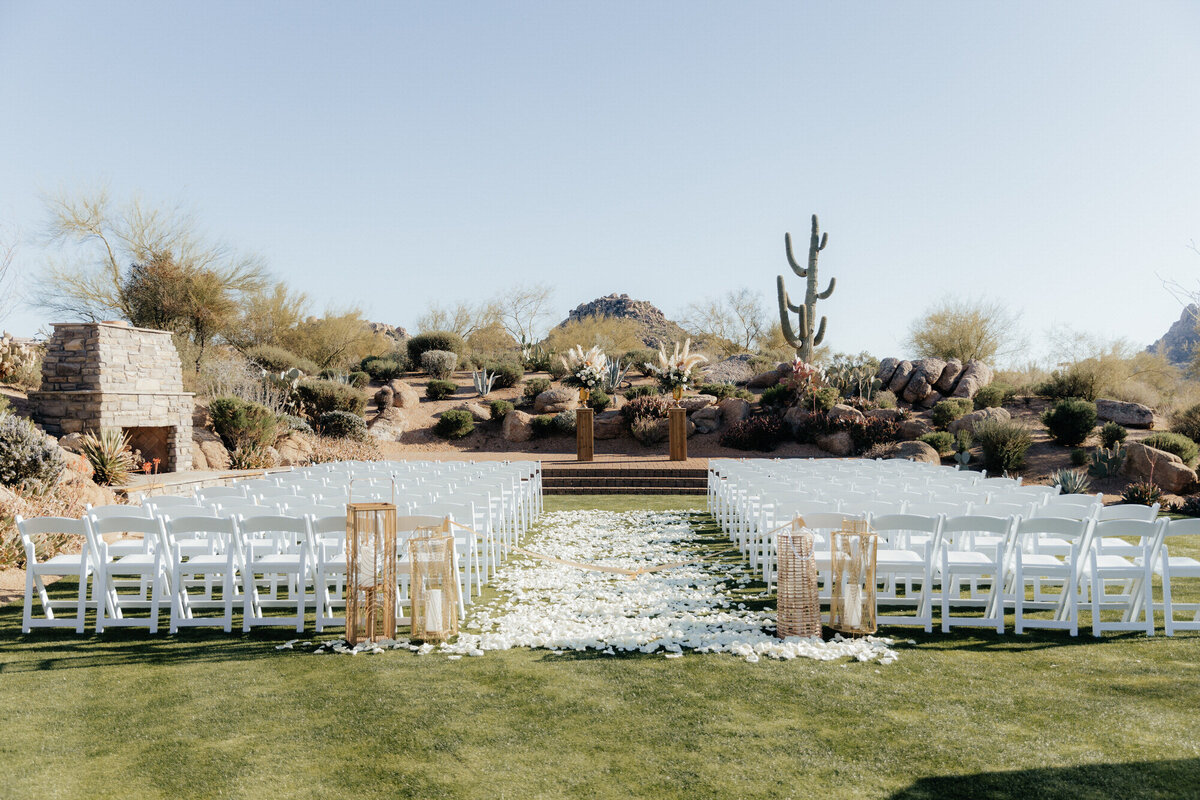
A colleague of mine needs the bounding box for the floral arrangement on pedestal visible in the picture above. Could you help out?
[646,339,708,402]
[560,345,608,402]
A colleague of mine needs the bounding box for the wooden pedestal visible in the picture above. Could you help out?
[576,407,594,462]
[668,407,687,461]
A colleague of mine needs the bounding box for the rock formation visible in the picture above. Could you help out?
[874,357,994,406]
[559,294,694,350]
[1147,304,1198,367]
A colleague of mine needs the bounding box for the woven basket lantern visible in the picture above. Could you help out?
[408,517,460,642]
[345,502,398,646]
[776,518,823,639]
[829,519,878,636]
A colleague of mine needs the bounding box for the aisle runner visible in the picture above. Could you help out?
[442,510,898,664]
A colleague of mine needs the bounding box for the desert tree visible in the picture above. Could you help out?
[494,283,556,352]
[681,288,768,356]
[416,300,502,340]
[905,296,1023,365]
[0,226,16,324]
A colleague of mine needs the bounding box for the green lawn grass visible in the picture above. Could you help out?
[1,495,1198,800]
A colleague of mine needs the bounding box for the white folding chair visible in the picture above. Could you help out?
[86,516,167,634]
[1082,519,1164,637]
[1009,516,1094,636]
[939,515,1013,633]
[17,515,91,634]
[235,515,310,632]
[162,515,237,633]
[870,513,942,632]
[1155,517,1200,636]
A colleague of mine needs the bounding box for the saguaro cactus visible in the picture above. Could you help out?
[776,214,835,362]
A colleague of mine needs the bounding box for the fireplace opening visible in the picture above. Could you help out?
[123,426,172,471]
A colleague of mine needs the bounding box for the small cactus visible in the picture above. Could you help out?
[1088,446,1126,479]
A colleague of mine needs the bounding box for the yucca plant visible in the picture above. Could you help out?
[78,428,135,486]
[1051,468,1092,495]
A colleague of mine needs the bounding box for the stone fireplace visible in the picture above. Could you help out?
[31,322,194,472]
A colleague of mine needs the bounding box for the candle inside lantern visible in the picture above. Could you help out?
[425,588,444,632]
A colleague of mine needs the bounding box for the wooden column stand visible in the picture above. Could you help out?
[576,407,594,462]
[668,407,687,461]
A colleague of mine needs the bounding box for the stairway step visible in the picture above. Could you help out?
[544,486,707,495]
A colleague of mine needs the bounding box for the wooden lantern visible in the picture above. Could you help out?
[829,519,878,636]
[408,517,460,642]
[345,502,398,645]
[776,517,823,639]
[668,407,688,461]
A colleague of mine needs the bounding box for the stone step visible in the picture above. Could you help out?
[544,486,708,496]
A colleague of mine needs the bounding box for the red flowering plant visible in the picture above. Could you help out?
[779,359,830,412]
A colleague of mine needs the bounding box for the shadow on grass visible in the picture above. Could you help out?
[889,758,1200,800]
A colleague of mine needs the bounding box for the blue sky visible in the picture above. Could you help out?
[1,2,1198,362]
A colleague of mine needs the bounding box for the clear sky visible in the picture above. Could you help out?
[1,2,1198,363]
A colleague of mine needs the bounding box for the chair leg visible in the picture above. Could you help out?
[1142,562,1155,637]
[1162,565,1175,637]
[75,570,88,635]
[22,567,34,634]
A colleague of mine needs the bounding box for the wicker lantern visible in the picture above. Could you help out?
[408,517,460,642]
[776,517,822,639]
[345,502,398,645]
[829,519,878,636]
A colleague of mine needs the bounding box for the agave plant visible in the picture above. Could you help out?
[647,339,708,392]
[78,428,135,486]
[472,368,498,397]
[603,358,631,393]
[1050,468,1092,495]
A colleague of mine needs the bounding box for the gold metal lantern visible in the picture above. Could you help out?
[829,519,878,636]
[346,502,398,645]
[408,517,460,642]
[776,517,823,639]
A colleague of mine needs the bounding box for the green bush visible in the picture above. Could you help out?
[919,431,955,456]
[623,384,660,401]
[1122,481,1164,506]
[621,394,673,425]
[1170,403,1200,442]
[489,400,514,421]
[623,349,658,377]
[802,386,840,413]
[279,414,314,434]
[696,383,754,401]
[531,413,575,437]
[420,350,458,379]
[433,409,475,439]
[931,398,973,429]
[546,359,569,380]
[209,396,280,452]
[407,331,467,363]
[245,345,319,375]
[874,390,897,409]
[1100,421,1128,450]
[1070,448,1089,466]
[1143,432,1199,466]
[485,361,524,389]
[523,378,551,402]
[973,384,1012,410]
[0,415,64,489]
[361,358,406,381]
[347,371,370,390]
[317,410,368,442]
[1041,398,1098,446]
[760,384,793,409]
[974,418,1033,473]
[78,428,134,486]
[1036,369,1098,401]
[295,379,367,418]
[587,390,611,413]
[425,379,458,401]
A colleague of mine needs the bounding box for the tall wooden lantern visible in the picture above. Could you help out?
[346,502,398,645]
[408,517,460,642]
[829,519,878,636]
[776,517,823,638]
[668,407,688,461]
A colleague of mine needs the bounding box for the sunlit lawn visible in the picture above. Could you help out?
[1,495,1197,799]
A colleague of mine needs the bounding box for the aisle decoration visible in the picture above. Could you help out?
[775,518,822,638]
[829,519,879,636]
[345,501,398,645]
[646,339,707,403]
[408,517,460,642]
[561,345,608,403]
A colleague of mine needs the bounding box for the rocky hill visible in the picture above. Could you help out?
[1147,304,1198,366]
[559,293,694,350]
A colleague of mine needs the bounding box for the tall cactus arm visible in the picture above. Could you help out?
[784,233,808,277]
[810,215,828,253]
[776,276,803,348]
[818,277,836,300]
[812,316,827,347]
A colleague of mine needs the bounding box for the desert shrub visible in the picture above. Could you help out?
[904,297,1020,364]
[209,396,280,452]
[229,442,278,470]
[1143,432,1199,466]
[523,377,552,402]
[587,390,611,413]
[1170,403,1200,442]
[316,410,368,441]
[278,414,314,434]
[973,384,1012,410]
[1051,468,1093,495]
[489,400,514,421]
[760,384,793,409]
[1070,448,1089,466]
[0,481,93,568]
[1041,398,1098,446]
[931,398,973,429]
[630,415,667,445]
[544,317,646,357]
[360,357,406,382]
[788,409,831,445]
[1036,369,1098,401]
[433,409,475,440]
[426,379,458,400]
[1170,495,1200,517]
[874,390,897,409]
[623,384,660,401]
[78,428,134,486]
[1088,446,1127,479]
[546,358,569,380]
[308,434,381,464]
[0,396,10,415]
[696,383,754,401]
[347,371,370,390]
[623,349,658,377]
[421,350,459,379]
[974,418,1033,473]
[1099,421,1128,450]
[407,331,467,363]
[295,379,368,418]
[485,361,524,389]
[843,418,902,453]
[245,345,319,376]
[803,386,841,413]
[551,410,576,435]
[720,415,787,452]
[1122,481,1164,506]
[621,394,672,425]
[920,431,955,456]
[531,415,557,437]
[0,415,64,490]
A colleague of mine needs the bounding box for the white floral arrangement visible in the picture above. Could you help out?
[646,339,708,392]
[560,345,608,390]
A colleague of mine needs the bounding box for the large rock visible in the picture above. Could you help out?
[783,406,812,437]
[815,430,854,457]
[534,388,579,415]
[887,360,915,394]
[503,410,534,442]
[1124,442,1197,493]
[58,448,94,482]
[367,406,407,442]
[387,380,421,409]
[1096,399,1155,429]
[865,408,906,422]
[934,359,964,394]
[898,418,933,440]
[692,406,722,434]
[918,390,943,409]
[192,428,230,471]
[948,406,1010,435]
[373,385,394,409]
[275,431,315,466]
[902,374,933,405]
[876,357,900,387]
[914,357,947,385]
[58,469,116,507]
[593,410,626,439]
[456,402,492,423]
[1147,303,1199,367]
[701,355,758,386]
[679,394,717,413]
[718,397,751,424]
[894,440,941,464]
[58,432,86,454]
[828,404,866,425]
[950,360,994,399]
[747,369,783,390]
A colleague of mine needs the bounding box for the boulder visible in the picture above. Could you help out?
[718,397,751,424]
[950,360,994,399]
[456,402,492,423]
[192,428,230,471]
[503,410,534,443]
[887,360,915,394]
[593,410,626,439]
[876,357,900,387]
[816,430,854,457]
[902,374,933,405]
[783,406,811,437]
[534,388,579,414]
[894,440,941,464]
[701,355,758,385]
[828,404,866,425]
[58,469,115,507]
[373,385,394,408]
[1096,399,1155,429]
[747,369,783,390]
[367,406,407,442]
[1124,442,1197,493]
[918,390,943,409]
[692,406,722,434]
[275,432,315,466]
[865,408,906,422]
[387,380,421,409]
[679,394,717,413]
[898,418,933,440]
[948,406,1010,435]
[58,432,86,454]
[58,448,94,481]
[934,359,964,394]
